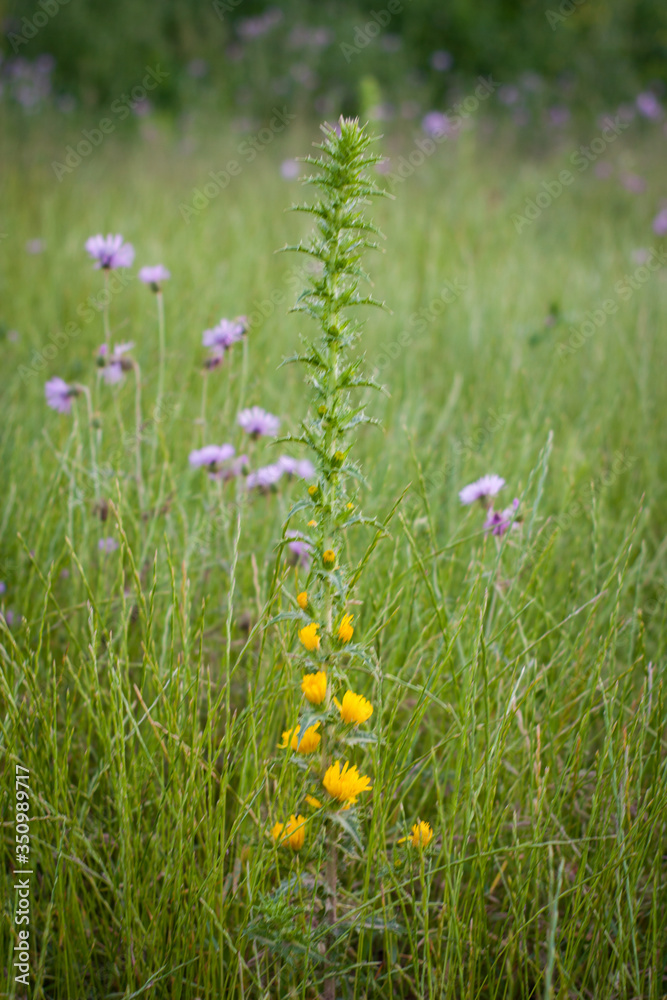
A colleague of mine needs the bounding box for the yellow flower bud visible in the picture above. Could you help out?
[301,670,326,705]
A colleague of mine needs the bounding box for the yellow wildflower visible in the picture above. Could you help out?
[323,549,336,568]
[297,591,308,610]
[308,519,318,527]
[299,622,320,652]
[308,484,319,497]
[305,794,322,809]
[301,670,327,705]
[336,690,373,725]
[323,760,372,805]
[408,821,433,848]
[337,613,354,643]
[272,814,306,851]
[279,722,321,754]
[346,502,354,510]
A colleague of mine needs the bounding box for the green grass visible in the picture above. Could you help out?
[1,113,666,999]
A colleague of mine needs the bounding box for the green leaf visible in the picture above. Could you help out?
[329,808,363,849]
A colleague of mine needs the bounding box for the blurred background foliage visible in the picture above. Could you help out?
[1,0,666,119]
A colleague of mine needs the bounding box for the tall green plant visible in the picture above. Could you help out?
[263,118,404,996]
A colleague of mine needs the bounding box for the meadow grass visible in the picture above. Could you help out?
[1,114,666,999]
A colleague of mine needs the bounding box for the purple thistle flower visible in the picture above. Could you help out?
[138,264,171,290]
[189,444,236,469]
[210,453,249,482]
[484,498,520,537]
[652,208,667,237]
[98,537,119,553]
[238,406,280,438]
[278,455,316,480]
[459,475,506,505]
[45,376,78,414]
[280,158,300,180]
[636,92,662,120]
[203,317,247,350]
[98,342,134,384]
[85,234,135,270]
[421,111,453,138]
[430,50,452,71]
[286,530,312,568]
[621,173,646,194]
[247,463,284,491]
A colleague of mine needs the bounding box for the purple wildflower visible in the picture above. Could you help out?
[98,537,119,554]
[211,453,249,482]
[636,92,662,120]
[85,234,135,270]
[498,85,520,106]
[278,455,316,480]
[286,530,312,568]
[98,342,134,384]
[247,463,284,491]
[484,499,520,537]
[238,406,280,438]
[652,208,667,237]
[621,173,646,194]
[421,111,453,138]
[138,264,171,290]
[189,444,236,469]
[203,317,247,351]
[237,7,283,38]
[0,582,6,594]
[280,158,300,180]
[45,377,78,414]
[459,475,506,505]
[548,106,570,127]
[430,50,452,71]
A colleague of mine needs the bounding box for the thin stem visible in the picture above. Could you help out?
[132,361,145,511]
[78,384,99,505]
[200,372,208,446]
[103,269,111,348]
[323,829,338,1000]
[151,290,166,478]
[156,290,166,415]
